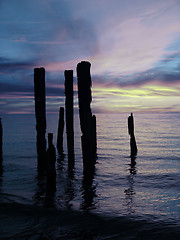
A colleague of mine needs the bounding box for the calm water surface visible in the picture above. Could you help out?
[0,113,180,239]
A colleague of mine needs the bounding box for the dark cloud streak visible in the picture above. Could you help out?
[0,81,65,97]
[0,57,35,73]
[92,67,180,88]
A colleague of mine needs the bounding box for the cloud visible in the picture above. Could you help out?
[92,66,180,89]
[0,82,33,94]
[160,51,180,63]
[0,0,180,114]
[0,57,66,99]
[0,0,99,65]
[0,57,34,73]
[91,48,180,88]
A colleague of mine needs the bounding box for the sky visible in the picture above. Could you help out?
[0,0,180,114]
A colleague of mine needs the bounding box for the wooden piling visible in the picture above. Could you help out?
[77,61,97,170]
[128,113,138,158]
[64,70,75,166]
[34,67,46,170]
[57,107,64,152]
[0,118,2,164]
[47,133,56,175]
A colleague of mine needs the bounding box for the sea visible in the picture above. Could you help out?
[0,113,180,239]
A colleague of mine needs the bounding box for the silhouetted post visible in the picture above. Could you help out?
[128,113,138,159]
[46,133,56,188]
[47,133,56,174]
[34,67,46,170]
[0,118,2,164]
[64,70,75,167]
[77,61,97,171]
[57,107,64,152]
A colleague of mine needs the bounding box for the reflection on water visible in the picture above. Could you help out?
[65,166,75,209]
[56,150,65,171]
[2,113,180,220]
[33,160,97,211]
[33,171,56,208]
[81,166,97,210]
[124,159,137,214]
[46,175,56,208]
[130,157,137,175]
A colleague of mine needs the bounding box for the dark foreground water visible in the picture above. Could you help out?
[0,113,180,239]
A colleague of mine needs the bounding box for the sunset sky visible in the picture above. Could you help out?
[0,0,180,114]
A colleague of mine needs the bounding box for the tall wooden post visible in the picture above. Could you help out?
[57,107,64,152]
[0,118,2,164]
[77,61,97,171]
[128,113,138,159]
[64,70,75,167]
[34,67,46,170]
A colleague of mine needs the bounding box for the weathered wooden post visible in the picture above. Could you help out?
[128,113,138,159]
[57,107,64,152]
[64,70,75,167]
[0,118,2,164]
[47,133,56,176]
[77,61,97,171]
[34,67,47,170]
[46,133,56,190]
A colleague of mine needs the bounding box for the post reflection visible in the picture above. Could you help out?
[46,174,56,207]
[81,166,97,210]
[64,165,75,209]
[56,149,65,171]
[129,157,137,175]
[33,171,56,208]
[124,158,137,214]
